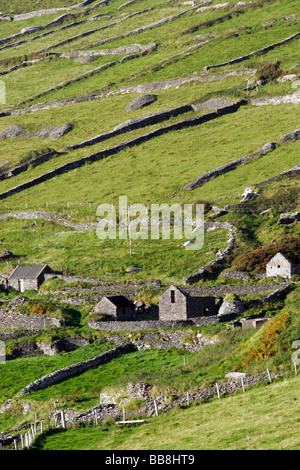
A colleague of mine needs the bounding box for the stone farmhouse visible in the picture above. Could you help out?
[159,285,221,321]
[93,295,136,321]
[8,264,53,292]
[266,252,300,279]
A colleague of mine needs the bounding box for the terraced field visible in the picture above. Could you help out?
[0,0,299,281]
[0,0,299,452]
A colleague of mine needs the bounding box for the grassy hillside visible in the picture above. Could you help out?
[30,374,300,450]
[0,0,299,451]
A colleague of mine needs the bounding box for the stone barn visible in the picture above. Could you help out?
[8,264,53,292]
[159,285,220,321]
[266,252,300,279]
[93,295,135,321]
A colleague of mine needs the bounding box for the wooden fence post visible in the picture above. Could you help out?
[61,410,66,429]
[216,383,220,400]
[241,377,245,392]
[153,400,158,416]
[187,392,190,407]
[267,368,272,383]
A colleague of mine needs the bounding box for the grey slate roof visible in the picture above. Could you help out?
[105,296,135,308]
[9,265,48,280]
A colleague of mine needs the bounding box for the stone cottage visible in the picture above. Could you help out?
[159,285,221,321]
[266,252,300,279]
[93,295,136,321]
[8,264,53,292]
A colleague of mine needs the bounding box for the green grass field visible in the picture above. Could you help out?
[0,0,299,451]
[29,374,300,450]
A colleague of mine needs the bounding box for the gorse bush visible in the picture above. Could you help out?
[232,235,300,273]
[241,311,290,366]
[18,299,70,321]
[255,62,283,83]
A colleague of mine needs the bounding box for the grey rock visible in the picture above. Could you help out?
[277,212,300,225]
[33,123,73,139]
[125,94,157,112]
[218,300,245,318]
[21,26,43,34]
[125,267,143,273]
[280,128,300,143]
[0,125,28,140]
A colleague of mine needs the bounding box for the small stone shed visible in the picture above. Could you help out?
[233,317,270,329]
[159,285,221,321]
[93,295,136,321]
[266,252,300,279]
[8,264,53,292]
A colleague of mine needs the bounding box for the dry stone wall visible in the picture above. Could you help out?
[184,142,277,190]
[13,0,108,21]
[0,309,64,329]
[0,100,247,202]
[89,316,219,331]
[203,32,300,72]
[17,343,135,397]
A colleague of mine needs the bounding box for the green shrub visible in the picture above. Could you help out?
[89,312,112,322]
[224,293,240,301]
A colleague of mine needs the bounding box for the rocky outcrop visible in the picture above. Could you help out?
[0,125,28,140]
[280,128,300,142]
[277,212,300,225]
[217,299,245,319]
[0,124,73,140]
[33,124,73,139]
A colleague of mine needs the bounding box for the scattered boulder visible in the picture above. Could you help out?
[277,74,298,82]
[280,128,300,142]
[125,94,157,112]
[0,124,73,140]
[240,185,260,203]
[218,299,245,319]
[21,26,43,34]
[0,15,12,21]
[38,340,63,356]
[33,124,73,139]
[125,267,143,273]
[0,125,28,140]
[277,212,300,225]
